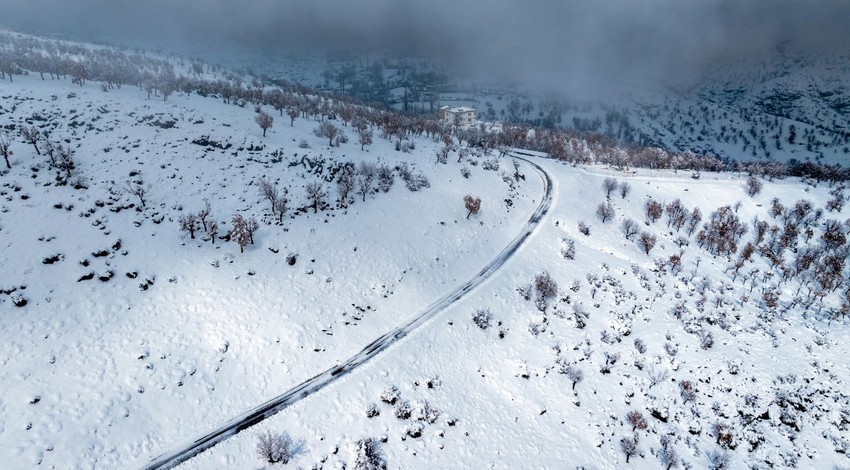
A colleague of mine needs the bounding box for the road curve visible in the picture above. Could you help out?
[141,154,553,470]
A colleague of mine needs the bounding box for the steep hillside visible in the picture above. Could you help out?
[0,34,849,470]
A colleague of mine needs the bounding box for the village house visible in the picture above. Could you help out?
[439,106,476,126]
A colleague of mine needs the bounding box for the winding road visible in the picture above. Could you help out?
[141,154,553,469]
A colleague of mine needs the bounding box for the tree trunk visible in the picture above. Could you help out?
[263,128,267,137]
[3,156,10,169]
[466,210,471,219]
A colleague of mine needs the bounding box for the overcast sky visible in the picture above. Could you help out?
[3,0,849,93]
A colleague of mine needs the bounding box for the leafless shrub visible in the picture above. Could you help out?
[627,410,648,431]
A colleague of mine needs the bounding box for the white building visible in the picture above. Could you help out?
[439,106,476,126]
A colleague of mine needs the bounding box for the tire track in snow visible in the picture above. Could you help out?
[141,154,553,469]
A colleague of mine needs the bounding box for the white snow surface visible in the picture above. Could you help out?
[1,67,849,470]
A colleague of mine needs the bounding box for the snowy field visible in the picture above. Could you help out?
[1,46,850,470]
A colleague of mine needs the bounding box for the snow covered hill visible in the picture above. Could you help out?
[1,33,849,470]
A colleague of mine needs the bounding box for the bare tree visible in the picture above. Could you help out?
[560,363,584,390]
[620,437,637,463]
[687,207,703,236]
[696,206,748,256]
[627,410,648,431]
[230,214,251,253]
[602,177,618,199]
[0,132,12,169]
[619,181,632,199]
[286,108,298,126]
[622,218,639,240]
[255,109,274,137]
[246,217,259,244]
[645,199,663,224]
[314,122,340,146]
[659,435,680,470]
[127,182,149,208]
[19,126,41,155]
[207,217,219,244]
[638,232,657,255]
[464,194,482,218]
[357,162,376,202]
[534,271,559,311]
[197,199,212,232]
[745,175,763,197]
[336,165,356,206]
[666,199,688,231]
[596,201,615,223]
[179,213,200,239]
[273,197,288,224]
[305,181,327,213]
[255,431,292,464]
[258,178,280,214]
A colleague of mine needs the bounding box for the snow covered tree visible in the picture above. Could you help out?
[354,438,387,470]
[305,181,327,213]
[230,214,252,253]
[602,177,618,199]
[0,132,12,169]
[472,308,493,330]
[376,165,394,192]
[255,109,274,137]
[464,194,482,218]
[596,201,615,223]
[287,108,298,126]
[358,127,373,151]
